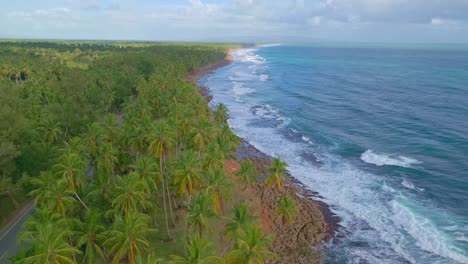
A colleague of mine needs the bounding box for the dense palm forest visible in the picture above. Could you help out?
[0,41,306,263]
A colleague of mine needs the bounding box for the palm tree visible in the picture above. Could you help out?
[17,217,80,264]
[102,211,156,264]
[132,155,161,195]
[206,169,232,215]
[37,119,62,144]
[186,191,214,238]
[76,209,106,264]
[125,126,144,155]
[275,196,298,225]
[176,118,190,153]
[174,151,202,201]
[102,114,119,143]
[53,151,88,209]
[22,207,65,237]
[148,120,175,168]
[190,97,211,118]
[264,158,288,190]
[216,136,237,159]
[111,172,150,214]
[224,202,256,241]
[84,173,112,209]
[170,237,222,264]
[65,137,88,156]
[226,225,274,264]
[168,104,194,155]
[105,91,116,114]
[219,125,234,141]
[203,144,224,172]
[29,171,76,215]
[95,142,118,181]
[86,122,103,160]
[214,103,228,124]
[235,161,257,190]
[147,119,175,230]
[190,118,215,157]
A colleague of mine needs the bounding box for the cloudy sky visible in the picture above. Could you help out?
[1,0,468,43]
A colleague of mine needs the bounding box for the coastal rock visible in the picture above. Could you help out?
[233,138,339,264]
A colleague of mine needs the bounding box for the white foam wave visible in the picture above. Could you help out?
[401,180,425,192]
[233,49,266,65]
[242,54,265,64]
[232,82,255,96]
[204,47,467,264]
[301,135,313,144]
[251,104,278,119]
[361,149,422,168]
[229,71,259,82]
[277,116,291,128]
[260,74,269,81]
[444,225,460,231]
[257,43,282,47]
[455,234,468,242]
[391,199,468,263]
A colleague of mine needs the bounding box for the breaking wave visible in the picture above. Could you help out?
[361,149,422,168]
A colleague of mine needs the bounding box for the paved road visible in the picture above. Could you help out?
[0,203,33,264]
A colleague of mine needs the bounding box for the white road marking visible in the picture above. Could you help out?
[0,204,33,241]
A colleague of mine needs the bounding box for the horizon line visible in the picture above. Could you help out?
[1,37,468,46]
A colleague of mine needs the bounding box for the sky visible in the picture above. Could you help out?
[1,0,468,43]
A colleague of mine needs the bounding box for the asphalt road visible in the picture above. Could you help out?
[0,203,33,264]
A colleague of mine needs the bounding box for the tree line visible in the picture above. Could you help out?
[0,41,298,263]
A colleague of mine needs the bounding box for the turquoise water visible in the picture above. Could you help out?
[200,44,468,263]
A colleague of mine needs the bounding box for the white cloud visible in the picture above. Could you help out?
[1,0,468,42]
[431,17,458,26]
[9,7,71,18]
[431,18,444,25]
[308,16,322,26]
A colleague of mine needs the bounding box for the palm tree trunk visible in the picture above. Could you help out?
[74,192,88,210]
[68,234,77,263]
[167,152,178,212]
[161,154,176,226]
[172,194,178,211]
[165,174,176,226]
[129,246,135,264]
[7,191,19,208]
[220,197,225,215]
[160,155,172,239]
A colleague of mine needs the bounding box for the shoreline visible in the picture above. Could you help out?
[186,50,233,101]
[191,48,340,263]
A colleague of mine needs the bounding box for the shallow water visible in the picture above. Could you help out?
[200,44,468,264]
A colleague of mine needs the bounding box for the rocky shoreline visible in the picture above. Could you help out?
[191,50,340,263]
[236,138,340,235]
[234,138,339,263]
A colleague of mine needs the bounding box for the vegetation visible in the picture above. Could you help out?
[0,40,280,263]
[265,158,289,190]
[275,196,299,225]
[235,161,257,190]
[226,225,275,264]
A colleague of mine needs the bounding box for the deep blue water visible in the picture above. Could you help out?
[200,44,468,264]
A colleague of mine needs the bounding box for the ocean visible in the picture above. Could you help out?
[199,43,468,264]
